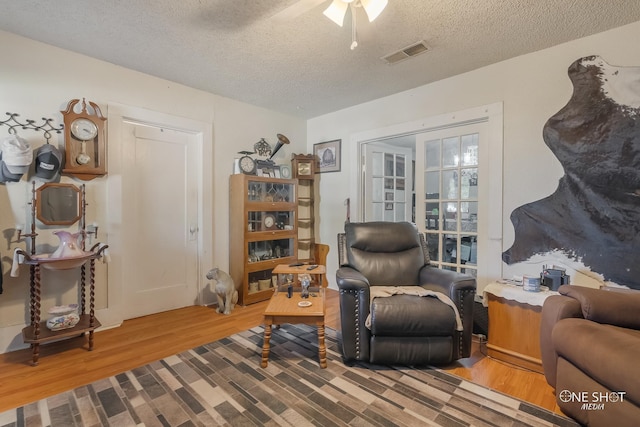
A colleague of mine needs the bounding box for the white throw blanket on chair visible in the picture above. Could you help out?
[365,286,463,331]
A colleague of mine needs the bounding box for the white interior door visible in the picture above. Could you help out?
[363,141,414,222]
[121,123,199,319]
[415,122,486,279]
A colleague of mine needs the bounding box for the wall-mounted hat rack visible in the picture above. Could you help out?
[1,112,63,142]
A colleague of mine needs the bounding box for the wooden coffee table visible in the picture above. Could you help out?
[261,264,327,368]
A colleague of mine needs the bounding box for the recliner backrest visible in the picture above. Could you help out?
[340,222,429,286]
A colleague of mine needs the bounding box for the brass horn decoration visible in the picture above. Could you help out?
[268,133,290,160]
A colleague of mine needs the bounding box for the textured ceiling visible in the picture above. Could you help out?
[1,0,640,119]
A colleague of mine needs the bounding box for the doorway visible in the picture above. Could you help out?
[120,123,199,319]
[352,103,504,288]
[106,104,213,324]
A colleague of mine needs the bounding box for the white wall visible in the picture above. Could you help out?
[308,21,640,291]
[0,30,306,353]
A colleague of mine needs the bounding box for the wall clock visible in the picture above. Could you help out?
[61,98,107,180]
[291,153,316,180]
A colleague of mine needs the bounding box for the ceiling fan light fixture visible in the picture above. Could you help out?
[323,0,350,27]
[360,0,388,22]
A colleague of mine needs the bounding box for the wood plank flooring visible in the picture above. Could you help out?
[0,289,561,416]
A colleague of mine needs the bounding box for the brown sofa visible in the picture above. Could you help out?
[540,285,640,426]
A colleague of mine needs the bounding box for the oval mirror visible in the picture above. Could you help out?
[36,183,81,226]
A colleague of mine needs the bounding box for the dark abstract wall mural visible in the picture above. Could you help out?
[502,55,640,290]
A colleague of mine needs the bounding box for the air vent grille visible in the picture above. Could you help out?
[381,40,430,65]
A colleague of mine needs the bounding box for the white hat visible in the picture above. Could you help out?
[1,135,33,174]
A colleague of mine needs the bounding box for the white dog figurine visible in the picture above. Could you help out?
[206,267,238,315]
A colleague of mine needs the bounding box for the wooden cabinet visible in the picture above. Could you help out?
[297,179,315,260]
[229,175,298,305]
[291,153,317,261]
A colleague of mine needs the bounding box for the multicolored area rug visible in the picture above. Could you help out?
[0,324,578,426]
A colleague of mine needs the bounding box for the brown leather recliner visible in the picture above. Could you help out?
[540,285,640,426]
[336,221,476,365]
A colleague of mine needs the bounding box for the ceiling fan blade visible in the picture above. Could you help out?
[360,0,388,22]
[270,0,328,23]
[323,0,349,27]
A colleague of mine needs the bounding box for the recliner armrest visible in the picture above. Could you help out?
[419,266,476,300]
[336,266,370,291]
[559,285,640,329]
[336,266,372,362]
[419,266,476,359]
[540,294,583,388]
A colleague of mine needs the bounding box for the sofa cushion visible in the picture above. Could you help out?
[559,285,640,329]
[552,318,640,407]
[369,294,457,336]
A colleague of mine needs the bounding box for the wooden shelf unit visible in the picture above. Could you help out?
[229,174,298,305]
[18,249,105,366]
[297,179,315,260]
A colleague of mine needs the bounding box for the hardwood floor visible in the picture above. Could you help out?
[0,289,561,415]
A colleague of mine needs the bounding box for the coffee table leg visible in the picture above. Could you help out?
[317,322,327,368]
[261,320,272,368]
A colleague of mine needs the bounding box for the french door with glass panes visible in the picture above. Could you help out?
[364,142,413,222]
[415,123,485,279]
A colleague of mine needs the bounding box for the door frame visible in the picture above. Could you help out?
[102,103,213,327]
[349,103,504,287]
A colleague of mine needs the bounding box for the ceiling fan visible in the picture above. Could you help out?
[271,0,389,49]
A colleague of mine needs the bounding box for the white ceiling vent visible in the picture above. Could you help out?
[381,40,430,65]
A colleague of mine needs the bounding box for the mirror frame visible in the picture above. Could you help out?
[36,183,82,226]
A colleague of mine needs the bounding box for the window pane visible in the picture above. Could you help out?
[372,177,383,201]
[396,156,405,177]
[426,233,439,261]
[461,167,478,199]
[443,201,457,231]
[396,203,405,220]
[372,152,383,175]
[442,170,458,199]
[384,153,394,176]
[425,171,439,197]
[461,235,477,265]
[384,178,394,189]
[373,202,383,220]
[442,137,459,168]
[425,202,439,230]
[443,234,458,263]
[461,201,478,232]
[461,133,479,166]
[425,140,440,169]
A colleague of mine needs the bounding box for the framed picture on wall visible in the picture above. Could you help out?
[314,139,341,173]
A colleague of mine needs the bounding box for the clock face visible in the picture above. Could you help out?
[70,118,98,141]
[239,156,256,174]
[263,214,275,229]
[298,162,311,176]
